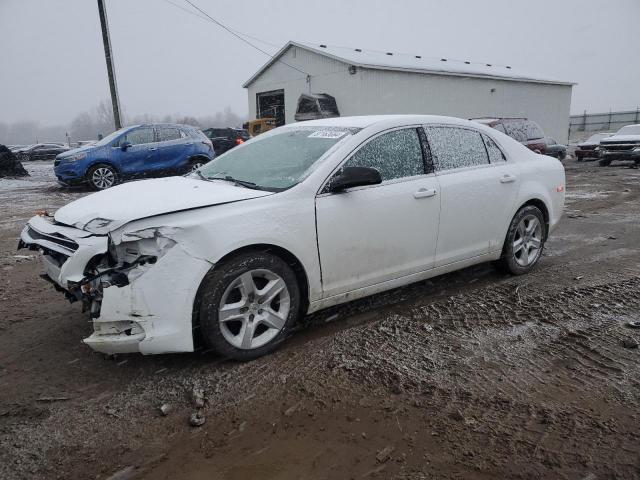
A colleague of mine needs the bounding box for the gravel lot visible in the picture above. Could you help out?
[1,159,639,479]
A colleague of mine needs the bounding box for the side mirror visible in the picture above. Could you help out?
[120,142,132,151]
[328,166,382,192]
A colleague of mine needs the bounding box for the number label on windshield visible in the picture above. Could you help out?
[308,131,346,139]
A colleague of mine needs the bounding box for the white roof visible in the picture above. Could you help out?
[243,41,574,87]
[281,114,480,130]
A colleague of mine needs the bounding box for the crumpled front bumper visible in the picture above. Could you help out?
[20,216,211,355]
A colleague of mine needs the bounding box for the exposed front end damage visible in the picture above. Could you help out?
[20,215,211,355]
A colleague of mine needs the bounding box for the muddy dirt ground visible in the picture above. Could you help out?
[1,159,639,480]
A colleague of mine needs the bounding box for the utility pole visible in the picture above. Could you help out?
[97,0,122,130]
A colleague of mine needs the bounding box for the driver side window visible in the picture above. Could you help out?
[119,127,155,146]
[344,128,424,181]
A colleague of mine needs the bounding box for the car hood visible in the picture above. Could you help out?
[54,176,274,234]
[600,135,640,143]
[58,144,100,157]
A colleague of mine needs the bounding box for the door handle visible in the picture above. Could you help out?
[500,174,517,183]
[413,188,437,199]
[148,147,157,151]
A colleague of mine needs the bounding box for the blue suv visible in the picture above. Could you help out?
[54,123,214,190]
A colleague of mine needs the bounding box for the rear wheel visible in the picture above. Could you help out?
[599,158,612,166]
[87,163,117,190]
[498,206,546,275]
[187,158,206,173]
[198,252,300,361]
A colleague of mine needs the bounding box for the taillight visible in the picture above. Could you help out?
[235,138,244,145]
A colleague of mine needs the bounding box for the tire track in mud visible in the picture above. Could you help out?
[313,276,640,478]
[3,275,640,479]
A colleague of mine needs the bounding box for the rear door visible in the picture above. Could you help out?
[155,126,188,171]
[424,125,520,267]
[315,127,441,298]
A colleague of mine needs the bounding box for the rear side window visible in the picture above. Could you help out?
[503,121,527,142]
[158,127,181,142]
[482,134,506,162]
[345,128,424,181]
[425,126,489,170]
[504,120,544,142]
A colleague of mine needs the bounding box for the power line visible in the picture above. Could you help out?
[161,0,280,48]
[180,0,309,76]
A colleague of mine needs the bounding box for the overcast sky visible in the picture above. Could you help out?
[1,0,638,126]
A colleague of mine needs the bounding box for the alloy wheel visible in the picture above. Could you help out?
[218,269,290,350]
[512,214,543,267]
[92,167,115,189]
[191,162,204,172]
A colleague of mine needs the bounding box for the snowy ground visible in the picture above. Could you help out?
[1,159,639,479]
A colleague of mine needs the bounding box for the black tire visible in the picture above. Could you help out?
[198,251,301,361]
[599,158,612,166]
[186,157,207,174]
[557,151,566,160]
[497,205,547,275]
[86,163,118,190]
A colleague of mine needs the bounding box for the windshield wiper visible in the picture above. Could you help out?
[210,175,262,190]
[194,170,210,182]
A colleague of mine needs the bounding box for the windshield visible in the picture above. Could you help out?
[94,127,132,147]
[587,133,610,142]
[196,127,355,190]
[616,125,640,136]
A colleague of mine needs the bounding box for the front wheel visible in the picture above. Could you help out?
[87,163,117,190]
[198,252,301,361]
[497,206,546,275]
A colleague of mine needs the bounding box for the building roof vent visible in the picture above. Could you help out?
[415,55,422,59]
[386,52,393,55]
[440,58,447,61]
[319,44,327,48]
[355,48,362,52]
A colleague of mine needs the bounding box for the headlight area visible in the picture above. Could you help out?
[69,234,176,319]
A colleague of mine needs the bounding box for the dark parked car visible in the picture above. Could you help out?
[15,143,69,161]
[575,133,612,161]
[54,123,214,190]
[471,118,547,153]
[543,137,566,160]
[201,128,250,155]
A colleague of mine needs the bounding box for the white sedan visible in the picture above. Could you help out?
[20,115,565,360]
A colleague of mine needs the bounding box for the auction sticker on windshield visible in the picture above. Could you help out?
[308,131,346,139]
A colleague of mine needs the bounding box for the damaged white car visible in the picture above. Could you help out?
[20,115,565,360]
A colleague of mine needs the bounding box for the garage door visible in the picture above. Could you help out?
[257,89,285,126]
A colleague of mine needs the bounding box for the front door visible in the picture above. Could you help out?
[114,126,158,177]
[424,125,520,267]
[316,127,441,298]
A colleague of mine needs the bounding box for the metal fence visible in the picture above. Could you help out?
[569,108,640,139]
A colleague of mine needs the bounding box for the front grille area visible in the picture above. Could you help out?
[27,226,79,252]
[602,144,636,152]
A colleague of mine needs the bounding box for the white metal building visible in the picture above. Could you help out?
[244,42,574,143]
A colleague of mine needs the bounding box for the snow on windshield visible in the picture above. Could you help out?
[198,127,357,190]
